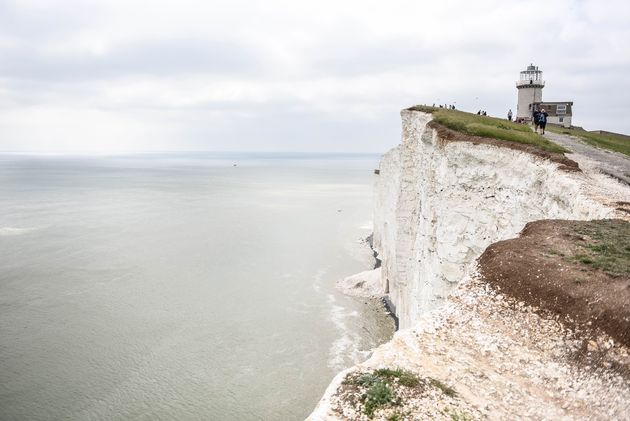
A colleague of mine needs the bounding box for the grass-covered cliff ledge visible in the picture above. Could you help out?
[407,105,580,171]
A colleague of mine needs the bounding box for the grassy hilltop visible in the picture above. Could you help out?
[408,105,567,153]
[409,105,629,157]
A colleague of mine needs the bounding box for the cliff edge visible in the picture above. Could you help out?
[309,109,630,420]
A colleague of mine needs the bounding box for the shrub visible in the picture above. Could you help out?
[364,381,394,418]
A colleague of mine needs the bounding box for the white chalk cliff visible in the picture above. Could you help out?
[309,110,629,420]
[372,110,611,329]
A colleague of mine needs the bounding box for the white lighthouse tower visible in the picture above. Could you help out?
[516,64,544,120]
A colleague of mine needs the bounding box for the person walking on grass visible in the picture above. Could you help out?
[507,109,513,121]
[538,108,548,134]
[532,108,541,133]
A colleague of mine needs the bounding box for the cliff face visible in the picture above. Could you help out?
[373,110,611,328]
[307,110,630,420]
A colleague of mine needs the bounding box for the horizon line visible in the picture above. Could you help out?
[0,150,385,157]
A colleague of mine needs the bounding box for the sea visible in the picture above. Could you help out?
[0,153,395,421]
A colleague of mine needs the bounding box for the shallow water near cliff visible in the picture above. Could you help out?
[0,153,395,420]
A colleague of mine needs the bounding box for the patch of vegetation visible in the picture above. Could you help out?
[428,377,458,398]
[344,368,422,418]
[364,381,394,417]
[570,220,630,276]
[407,105,567,153]
[547,125,630,157]
[343,369,463,418]
[373,368,421,388]
[351,368,421,389]
[408,104,439,114]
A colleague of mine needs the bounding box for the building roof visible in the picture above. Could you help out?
[533,101,573,117]
[534,101,573,105]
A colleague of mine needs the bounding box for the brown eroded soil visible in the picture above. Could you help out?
[478,219,630,347]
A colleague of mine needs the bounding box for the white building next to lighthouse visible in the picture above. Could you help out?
[516,64,573,128]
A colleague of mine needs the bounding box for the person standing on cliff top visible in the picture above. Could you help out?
[538,108,548,134]
[507,109,513,121]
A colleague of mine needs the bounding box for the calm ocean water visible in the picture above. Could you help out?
[0,153,394,420]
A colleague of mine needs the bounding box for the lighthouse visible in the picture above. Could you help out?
[516,64,544,120]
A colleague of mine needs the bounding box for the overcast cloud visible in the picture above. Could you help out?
[1,0,629,153]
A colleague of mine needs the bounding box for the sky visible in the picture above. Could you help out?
[0,0,629,154]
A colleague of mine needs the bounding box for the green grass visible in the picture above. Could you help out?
[345,368,422,418]
[353,368,421,389]
[408,105,567,153]
[571,220,630,276]
[364,381,394,418]
[373,368,421,387]
[343,369,464,419]
[547,125,630,157]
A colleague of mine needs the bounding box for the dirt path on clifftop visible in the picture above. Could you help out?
[544,131,630,185]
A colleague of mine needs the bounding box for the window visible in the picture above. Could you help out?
[557,104,567,115]
[559,117,564,123]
